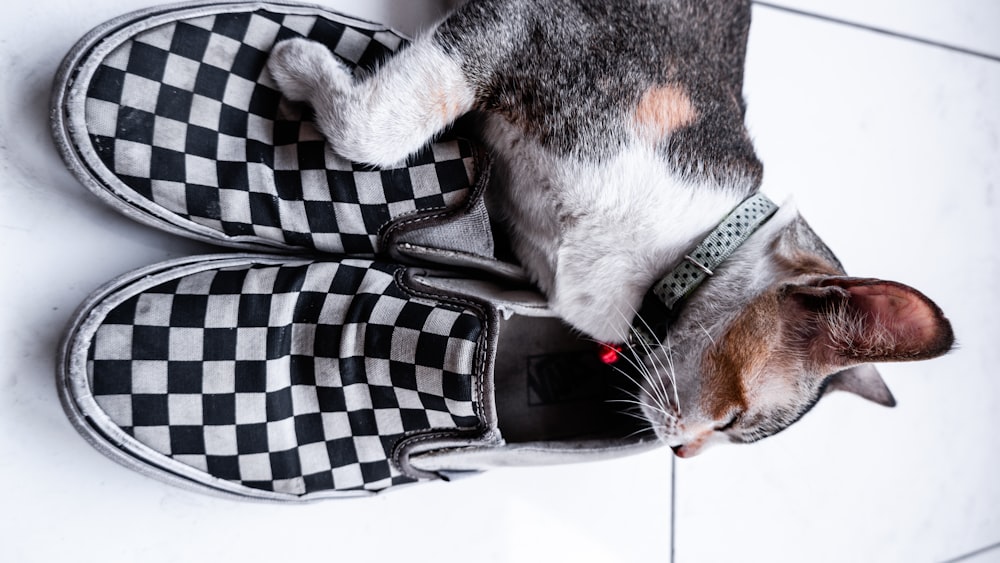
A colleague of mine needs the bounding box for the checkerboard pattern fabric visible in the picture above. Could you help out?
[80,6,476,253]
[86,258,484,495]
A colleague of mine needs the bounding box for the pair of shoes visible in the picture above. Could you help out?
[53,1,657,501]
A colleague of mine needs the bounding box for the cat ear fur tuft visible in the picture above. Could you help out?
[824,364,896,407]
[789,277,955,365]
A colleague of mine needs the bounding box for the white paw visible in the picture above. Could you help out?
[267,38,352,102]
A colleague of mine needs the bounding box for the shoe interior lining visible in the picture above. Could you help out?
[493,314,649,444]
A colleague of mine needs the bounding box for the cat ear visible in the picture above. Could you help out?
[787,277,955,365]
[824,364,896,407]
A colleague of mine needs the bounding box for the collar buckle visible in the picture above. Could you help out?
[683,254,714,276]
[628,193,779,354]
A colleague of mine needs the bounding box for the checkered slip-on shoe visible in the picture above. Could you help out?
[52,2,513,276]
[59,254,658,501]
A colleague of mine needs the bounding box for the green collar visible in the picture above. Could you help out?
[630,193,779,348]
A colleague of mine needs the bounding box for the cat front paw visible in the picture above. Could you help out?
[267,38,352,103]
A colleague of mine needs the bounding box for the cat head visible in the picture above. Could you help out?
[633,204,954,457]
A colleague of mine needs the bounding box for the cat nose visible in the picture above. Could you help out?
[670,430,715,458]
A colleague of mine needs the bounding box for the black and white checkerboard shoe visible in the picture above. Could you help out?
[59,254,658,500]
[52,2,512,275]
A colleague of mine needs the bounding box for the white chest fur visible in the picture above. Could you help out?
[483,116,745,342]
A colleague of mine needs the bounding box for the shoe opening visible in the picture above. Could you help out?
[493,314,652,444]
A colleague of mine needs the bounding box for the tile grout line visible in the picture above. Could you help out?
[751,0,1000,64]
[670,455,677,563]
[940,541,1000,563]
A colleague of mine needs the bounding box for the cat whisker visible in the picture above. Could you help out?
[621,303,682,416]
[625,310,682,418]
[625,342,676,418]
[608,397,664,434]
[591,335,651,384]
[696,320,716,347]
[626,317,681,417]
[607,371,651,403]
[608,381,675,436]
[624,328,676,418]
[656,333,683,415]
[608,391,664,432]
[620,426,659,441]
[589,316,672,416]
[616,409,665,432]
[607,397,674,418]
[605,305,682,430]
[583,335,657,397]
[616,410,655,425]
[608,363,672,421]
[614,308,666,388]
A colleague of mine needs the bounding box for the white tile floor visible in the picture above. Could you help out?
[0,1,996,562]
[674,3,1000,562]
[756,0,1000,59]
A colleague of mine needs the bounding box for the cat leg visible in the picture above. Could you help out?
[268,37,476,168]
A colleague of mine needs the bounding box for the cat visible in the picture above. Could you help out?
[266,0,954,457]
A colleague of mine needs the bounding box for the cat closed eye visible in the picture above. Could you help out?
[717,414,741,431]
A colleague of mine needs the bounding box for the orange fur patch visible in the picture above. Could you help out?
[431,86,468,125]
[634,85,697,142]
[701,293,781,419]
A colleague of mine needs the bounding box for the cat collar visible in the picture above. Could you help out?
[628,192,779,351]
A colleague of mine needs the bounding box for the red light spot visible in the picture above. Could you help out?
[598,343,622,365]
